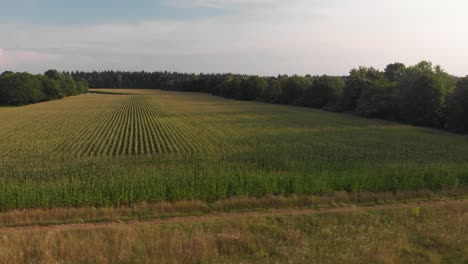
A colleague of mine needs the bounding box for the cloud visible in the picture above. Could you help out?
[0,48,62,72]
[0,48,14,68]
[0,17,335,74]
[1,0,468,75]
[19,51,61,61]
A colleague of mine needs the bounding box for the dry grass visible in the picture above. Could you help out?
[0,190,463,229]
[0,200,465,264]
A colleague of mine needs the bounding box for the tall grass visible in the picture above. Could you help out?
[0,89,467,210]
[0,201,466,263]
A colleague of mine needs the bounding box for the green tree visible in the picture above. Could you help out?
[303,75,344,109]
[396,61,453,127]
[341,67,384,111]
[356,79,396,119]
[447,77,468,133]
[384,62,406,82]
[400,75,443,126]
[59,74,79,96]
[241,76,267,101]
[1,71,13,76]
[44,69,62,80]
[279,76,312,105]
[261,79,282,103]
[41,77,63,99]
[0,73,45,105]
[74,77,89,94]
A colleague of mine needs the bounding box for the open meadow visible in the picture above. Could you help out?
[0,89,467,210]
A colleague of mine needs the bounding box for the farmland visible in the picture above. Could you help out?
[0,89,467,210]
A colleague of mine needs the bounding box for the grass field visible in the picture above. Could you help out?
[0,89,467,210]
[0,200,466,263]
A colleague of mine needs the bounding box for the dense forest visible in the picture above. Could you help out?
[0,70,88,106]
[69,61,468,134]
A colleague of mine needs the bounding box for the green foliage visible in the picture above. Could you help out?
[261,79,282,103]
[0,72,45,105]
[44,69,62,80]
[356,79,397,119]
[0,70,88,106]
[75,78,89,94]
[1,71,13,76]
[303,75,344,109]
[396,62,453,127]
[59,74,79,96]
[341,67,384,111]
[384,62,406,82]
[447,77,468,133]
[241,76,267,101]
[279,76,312,105]
[41,77,64,100]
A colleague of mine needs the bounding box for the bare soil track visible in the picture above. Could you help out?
[0,199,465,232]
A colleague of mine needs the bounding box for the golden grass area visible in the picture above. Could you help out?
[0,191,464,229]
[0,200,466,264]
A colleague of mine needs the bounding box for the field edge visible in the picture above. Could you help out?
[0,190,466,229]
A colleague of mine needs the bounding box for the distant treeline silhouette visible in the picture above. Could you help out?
[69,61,468,133]
[1,61,467,133]
[0,70,88,106]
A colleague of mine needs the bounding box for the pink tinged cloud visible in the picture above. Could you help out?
[0,48,62,71]
[19,51,61,61]
[0,48,15,68]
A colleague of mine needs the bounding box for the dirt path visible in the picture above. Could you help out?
[0,199,466,232]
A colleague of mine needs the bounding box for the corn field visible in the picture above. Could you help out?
[0,89,467,210]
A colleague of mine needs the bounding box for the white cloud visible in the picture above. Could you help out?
[1,0,468,75]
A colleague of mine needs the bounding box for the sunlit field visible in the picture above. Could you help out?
[0,201,466,263]
[0,89,467,210]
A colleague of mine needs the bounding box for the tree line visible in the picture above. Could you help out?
[70,61,468,134]
[2,61,465,133]
[0,70,88,106]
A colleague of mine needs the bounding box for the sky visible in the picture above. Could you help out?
[1,0,468,76]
